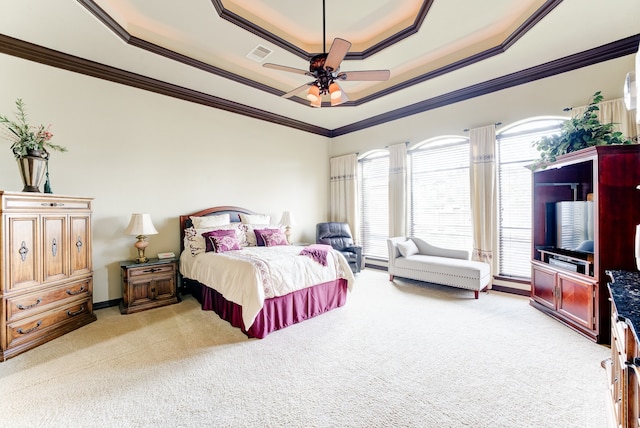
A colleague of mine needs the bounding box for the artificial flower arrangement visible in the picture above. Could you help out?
[0,98,67,159]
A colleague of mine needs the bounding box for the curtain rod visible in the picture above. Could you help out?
[463,122,502,132]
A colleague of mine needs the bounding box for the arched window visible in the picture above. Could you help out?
[496,117,566,278]
[409,137,471,250]
[358,150,389,259]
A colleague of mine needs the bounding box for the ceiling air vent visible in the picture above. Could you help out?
[246,45,273,63]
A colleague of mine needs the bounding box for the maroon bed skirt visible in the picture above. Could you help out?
[194,278,349,339]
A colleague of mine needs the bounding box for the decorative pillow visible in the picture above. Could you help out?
[184,224,246,256]
[239,213,270,225]
[242,224,281,246]
[190,214,230,229]
[202,229,240,253]
[254,228,282,246]
[259,229,288,247]
[397,239,419,258]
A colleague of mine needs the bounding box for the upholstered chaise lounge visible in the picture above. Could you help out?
[387,237,491,299]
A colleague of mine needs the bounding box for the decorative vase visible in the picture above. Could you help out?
[17,150,48,192]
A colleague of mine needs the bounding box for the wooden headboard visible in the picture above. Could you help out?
[179,205,257,253]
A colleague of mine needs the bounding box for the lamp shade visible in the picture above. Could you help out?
[307,85,320,102]
[329,82,342,100]
[124,213,158,236]
[278,211,297,227]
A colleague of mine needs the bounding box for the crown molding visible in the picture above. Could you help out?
[1,30,637,138]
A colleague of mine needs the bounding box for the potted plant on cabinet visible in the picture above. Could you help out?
[531,91,636,169]
[0,98,67,192]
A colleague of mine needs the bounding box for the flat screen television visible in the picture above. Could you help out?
[545,201,594,255]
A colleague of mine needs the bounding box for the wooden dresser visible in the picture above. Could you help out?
[0,191,96,361]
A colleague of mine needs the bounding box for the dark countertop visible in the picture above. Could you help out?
[606,270,640,344]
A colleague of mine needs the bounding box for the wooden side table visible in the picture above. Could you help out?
[120,258,179,314]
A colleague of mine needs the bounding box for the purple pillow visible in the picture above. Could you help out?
[260,229,288,247]
[254,228,282,246]
[201,229,239,253]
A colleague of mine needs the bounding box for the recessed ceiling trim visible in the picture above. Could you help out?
[76,0,130,43]
[331,34,640,137]
[210,0,308,59]
[0,33,331,137]
[2,32,637,138]
[78,0,568,108]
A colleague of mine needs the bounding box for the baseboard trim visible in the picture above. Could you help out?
[94,299,121,310]
[492,284,530,297]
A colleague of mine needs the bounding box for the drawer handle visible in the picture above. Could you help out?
[76,236,83,253]
[17,298,42,310]
[66,285,87,296]
[144,268,161,273]
[41,202,64,207]
[67,305,86,317]
[19,241,29,262]
[17,320,42,335]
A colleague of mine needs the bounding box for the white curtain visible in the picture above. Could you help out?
[469,125,497,282]
[389,143,407,238]
[572,98,639,141]
[330,153,359,243]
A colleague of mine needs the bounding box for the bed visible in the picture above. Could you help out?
[179,206,355,338]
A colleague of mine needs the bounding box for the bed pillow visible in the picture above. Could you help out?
[397,239,419,258]
[259,229,288,247]
[239,213,270,224]
[184,224,246,255]
[202,229,241,253]
[253,228,282,246]
[242,224,280,246]
[190,214,230,229]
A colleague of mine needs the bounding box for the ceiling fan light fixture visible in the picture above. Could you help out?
[310,97,322,108]
[307,85,320,102]
[329,82,342,100]
[330,96,343,107]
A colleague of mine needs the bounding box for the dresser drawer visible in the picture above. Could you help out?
[2,194,92,211]
[5,279,92,322]
[125,263,176,278]
[6,298,93,349]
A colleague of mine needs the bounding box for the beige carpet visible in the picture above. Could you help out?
[0,269,610,428]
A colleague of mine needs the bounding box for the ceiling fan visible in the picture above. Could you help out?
[263,0,391,107]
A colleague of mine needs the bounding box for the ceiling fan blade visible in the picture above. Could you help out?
[282,82,314,99]
[338,70,391,81]
[263,63,311,76]
[324,38,351,72]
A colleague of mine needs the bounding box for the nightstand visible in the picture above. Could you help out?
[120,258,179,314]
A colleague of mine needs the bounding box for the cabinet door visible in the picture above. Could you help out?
[126,277,154,307]
[6,215,40,290]
[531,262,556,310]
[150,274,176,300]
[69,214,91,276]
[556,272,595,330]
[42,215,67,282]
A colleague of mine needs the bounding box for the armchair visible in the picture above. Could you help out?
[316,222,363,274]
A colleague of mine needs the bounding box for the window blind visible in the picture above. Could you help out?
[409,138,471,251]
[496,120,564,278]
[359,154,389,259]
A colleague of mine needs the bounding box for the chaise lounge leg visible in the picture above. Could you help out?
[474,290,479,299]
[389,274,394,281]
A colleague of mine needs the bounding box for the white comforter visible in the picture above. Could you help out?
[180,245,355,329]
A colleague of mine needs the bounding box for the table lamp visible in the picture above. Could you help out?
[124,213,158,263]
[278,211,297,244]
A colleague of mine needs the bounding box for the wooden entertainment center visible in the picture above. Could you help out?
[530,145,640,344]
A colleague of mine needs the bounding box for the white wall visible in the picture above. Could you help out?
[0,54,330,303]
[1,50,636,302]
